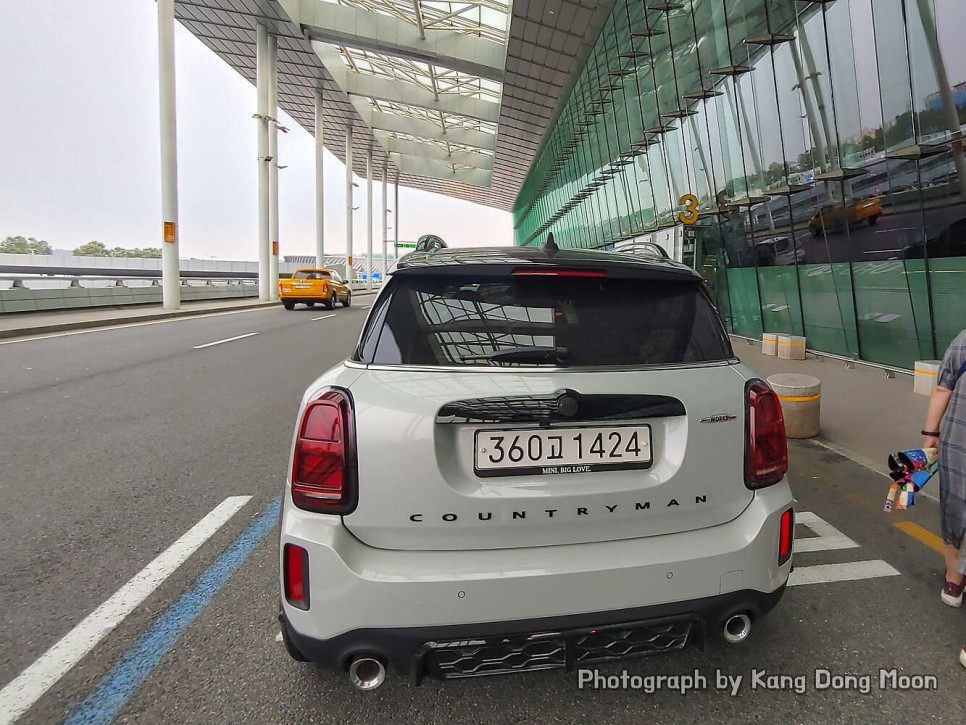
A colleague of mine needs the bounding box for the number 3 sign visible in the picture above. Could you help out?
[678,194,699,225]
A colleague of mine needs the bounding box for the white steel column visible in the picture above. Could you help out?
[381,163,388,284]
[394,176,399,261]
[158,0,181,309]
[268,34,279,300]
[366,145,373,291]
[314,88,325,267]
[256,25,271,301]
[345,125,354,285]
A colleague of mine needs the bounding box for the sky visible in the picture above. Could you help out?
[0,0,514,260]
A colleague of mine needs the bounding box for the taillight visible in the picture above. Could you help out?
[283,543,309,609]
[322,283,328,294]
[291,388,357,513]
[745,379,788,488]
[513,269,607,278]
[778,508,794,565]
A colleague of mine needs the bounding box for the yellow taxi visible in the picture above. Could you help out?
[809,196,882,236]
[279,269,351,310]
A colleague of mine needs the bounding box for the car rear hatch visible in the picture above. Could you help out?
[342,258,752,551]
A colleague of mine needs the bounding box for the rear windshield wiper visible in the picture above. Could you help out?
[460,346,569,365]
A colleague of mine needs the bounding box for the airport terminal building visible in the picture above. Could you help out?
[512,0,965,370]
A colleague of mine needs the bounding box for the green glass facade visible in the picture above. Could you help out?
[513,0,966,369]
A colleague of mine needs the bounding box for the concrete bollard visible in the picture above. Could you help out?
[777,334,807,360]
[762,332,777,356]
[767,373,821,439]
[913,360,941,396]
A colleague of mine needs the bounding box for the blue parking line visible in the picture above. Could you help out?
[64,496,282,725]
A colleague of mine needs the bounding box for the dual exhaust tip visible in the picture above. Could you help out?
[345,615,752,690]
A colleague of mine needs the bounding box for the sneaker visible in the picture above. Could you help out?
[942,577,965,607]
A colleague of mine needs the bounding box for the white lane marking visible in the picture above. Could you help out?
[192,332,258,349]
[310,314,336,321]
[794,511,860,553]
[0,496,251,725]
[787,560,900,587]
[0,306,275,346]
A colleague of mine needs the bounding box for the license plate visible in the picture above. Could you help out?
[474,425,652,477]
[294,283,312,289]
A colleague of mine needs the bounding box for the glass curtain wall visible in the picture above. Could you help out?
[513,0,966,369]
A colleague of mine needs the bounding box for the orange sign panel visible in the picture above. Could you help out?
[163,221,176,243]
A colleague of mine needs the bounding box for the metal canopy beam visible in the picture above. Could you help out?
[391,153,491,187]
[351,104,497,150]
[313,41,500,123]
[372,131,493,169]
[279,0,505,81]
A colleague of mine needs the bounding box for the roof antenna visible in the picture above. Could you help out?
[541,232,559,254]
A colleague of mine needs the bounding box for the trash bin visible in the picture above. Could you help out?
[767,373,821,439]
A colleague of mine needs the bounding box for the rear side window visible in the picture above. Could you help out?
[356,273,732,367]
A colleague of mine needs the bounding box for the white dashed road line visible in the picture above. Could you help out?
[310,314,336,321]
[192,332,258,349]
[0,496,252,725]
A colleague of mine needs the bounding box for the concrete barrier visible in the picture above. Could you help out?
[0,284,258,313]
[777,334,807,360]
[762,332,777,356]
[913,360,942,396]
[768,373,821,439]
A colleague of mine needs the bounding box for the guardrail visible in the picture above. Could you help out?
[0,274,259,314]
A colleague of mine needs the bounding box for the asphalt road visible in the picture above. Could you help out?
[1,302,963,724]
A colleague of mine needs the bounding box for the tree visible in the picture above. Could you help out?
[73,241,111,257]
[1,236,52,254]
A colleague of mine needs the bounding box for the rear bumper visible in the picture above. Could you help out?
[281,585,786,681]
[280,482,793,676]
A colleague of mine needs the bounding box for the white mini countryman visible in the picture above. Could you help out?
[278,238,794,690]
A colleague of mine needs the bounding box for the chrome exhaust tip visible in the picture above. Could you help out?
[722,612,753,644]
[348,656,387,691]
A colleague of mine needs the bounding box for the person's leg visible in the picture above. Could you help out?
[945,544,964,584]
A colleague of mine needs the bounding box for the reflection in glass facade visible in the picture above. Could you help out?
[512,0,966,369]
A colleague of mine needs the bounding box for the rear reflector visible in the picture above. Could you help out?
[512,269,607,278]
[745,379,788,489]
[291,388,357,514]
[283,543,309,609]
[778,508,794,565]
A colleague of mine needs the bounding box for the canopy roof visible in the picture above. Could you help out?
[172,0,614,210]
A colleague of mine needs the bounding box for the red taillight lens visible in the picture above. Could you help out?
[778,508,794,565]
[283,543,309,609]
[291,389,357,513]
[745,380,788,488]
[322,283,328,293]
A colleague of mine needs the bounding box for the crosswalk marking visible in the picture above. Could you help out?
[794,511,860,553]
[791,511,900,587]
[788,560,900,586]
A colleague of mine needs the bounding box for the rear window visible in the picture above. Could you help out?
[294,271,331,280]
[356,273,732,367]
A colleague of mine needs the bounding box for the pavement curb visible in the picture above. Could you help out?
[0,291,380,340]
